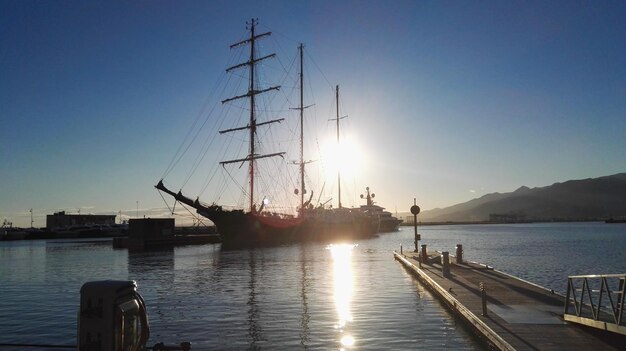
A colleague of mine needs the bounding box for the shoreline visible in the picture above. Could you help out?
[401,219,616,226]
[1,225,216,241]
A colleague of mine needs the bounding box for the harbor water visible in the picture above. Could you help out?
[1,222,625,350]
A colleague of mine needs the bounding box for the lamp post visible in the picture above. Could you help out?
[410,198,420,252]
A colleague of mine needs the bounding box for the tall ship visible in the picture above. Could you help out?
[156,19,377,248]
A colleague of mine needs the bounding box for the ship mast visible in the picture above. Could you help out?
[219,19,285,212]
[291,43,313,209]
[329,85,347,209]
[299,44,305,208]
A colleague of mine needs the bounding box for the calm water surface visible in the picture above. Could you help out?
[420,222,626,293]
[1,222,624,350]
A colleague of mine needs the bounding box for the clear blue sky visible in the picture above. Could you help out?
[2,0,625,227]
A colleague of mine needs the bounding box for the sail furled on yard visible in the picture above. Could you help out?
[220,18,286,212]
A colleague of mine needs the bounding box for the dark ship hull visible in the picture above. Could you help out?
[377,218,403,232]
[156,181,377,248]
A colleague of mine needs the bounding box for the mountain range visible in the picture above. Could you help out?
[416,173,626,222]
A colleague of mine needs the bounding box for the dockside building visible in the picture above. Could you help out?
[46,211,116,229]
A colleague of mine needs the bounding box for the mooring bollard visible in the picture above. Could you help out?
[456,244,463,264]
[480,282,488,316]
[421,244,427,264]
[442,251,450,277]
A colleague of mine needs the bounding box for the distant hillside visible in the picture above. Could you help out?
[418,173,626,222]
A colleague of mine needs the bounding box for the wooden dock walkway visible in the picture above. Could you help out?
[394,250,626,350]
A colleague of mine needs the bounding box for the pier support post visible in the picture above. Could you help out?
[442,251,450,278]
[421,244,427,265]
[400,245,403,255]
[456,244,463,264]
[618,278,625,312]
[480,282,488,316]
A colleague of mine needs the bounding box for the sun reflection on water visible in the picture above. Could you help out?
[329,243,357,348]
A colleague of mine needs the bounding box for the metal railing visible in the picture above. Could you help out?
[564,274,625,334]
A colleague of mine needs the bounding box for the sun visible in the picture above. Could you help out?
[321,135,365,181]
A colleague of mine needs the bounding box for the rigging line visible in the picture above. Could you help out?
[274,50,299,108]
[304,172,316,193]
[173,70,235,186]
[162,46,241,179]
[285,162,299,198]
[304,63,320,138]
[211,168,230,204]
[256,163,287,211]
[179,202,206,225]
[304,49,334,92]
[273,42,298,84]
[227,115,249,158]
[161,69,227,179]
[257,78,287,118]
[200,132,245,198]
[199,164,221,197]
[256,50,291,106]
[181,76,246,187]
[182,112,234,188]
[181,116,222,187]
[263,158,290,202]
[157,190,175,215]
[238,189,247,210]
[198,136,233,197]
[160,198,205,224]
[253,41,296,115]
[223,163,248,198]
[260,23,299,52]
[203,167,230,204]
[315,136,327,182]
[279,157,299,205]
[263,31,291,74]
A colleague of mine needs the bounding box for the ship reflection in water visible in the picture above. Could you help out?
[330,243,357,349]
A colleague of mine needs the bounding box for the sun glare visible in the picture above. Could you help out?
[329,243,357,348]
[330,244,354,328]
[340,335,355,347]
[321,136,365,181]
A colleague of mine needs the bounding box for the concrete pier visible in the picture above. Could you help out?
[394,250,626,350]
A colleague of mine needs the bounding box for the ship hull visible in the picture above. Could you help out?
[377,218,403,232]
[200,207,378,248]
[358,200,403,233]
